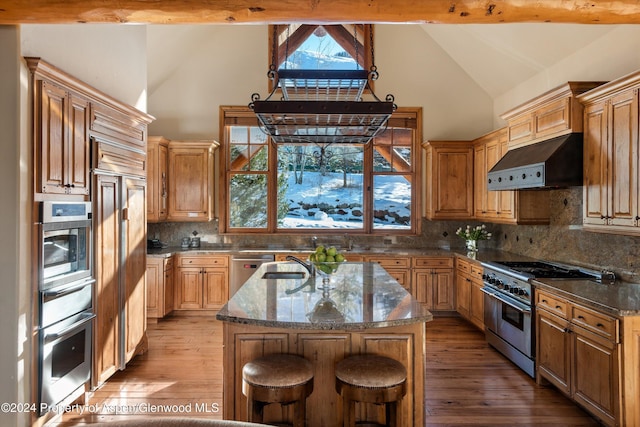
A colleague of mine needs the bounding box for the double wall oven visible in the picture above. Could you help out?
[480,260,610,378]
[37,201,95,415]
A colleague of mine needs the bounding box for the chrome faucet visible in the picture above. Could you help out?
[311,236,318,248]
[286,255,316,276]
[343,234,353,251]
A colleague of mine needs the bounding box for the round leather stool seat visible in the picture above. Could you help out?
[242,354,314,427]
[335,355,407,427]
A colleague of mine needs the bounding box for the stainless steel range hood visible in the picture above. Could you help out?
[487,133,583,190]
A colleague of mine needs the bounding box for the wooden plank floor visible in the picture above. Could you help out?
[50,316,599,426]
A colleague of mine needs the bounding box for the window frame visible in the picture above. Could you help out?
[219,106,422,235]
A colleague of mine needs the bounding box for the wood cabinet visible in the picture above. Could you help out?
[578,72,640,236]
[423,140,474,220]
[29,61,91,196]
[167,140,219,222]
[147,136,169,222]
[455,257,484,330]
[363,255,412,292]
[473,128,550,224]
[174,254,229,312]
[536,289,621,426]
[412,257,455,311]
[222,321,425,427]
[94,174,148,385]
[146,255,174,319]
[500,81,605,150]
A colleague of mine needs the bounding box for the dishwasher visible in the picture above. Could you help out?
[230,254,275,297]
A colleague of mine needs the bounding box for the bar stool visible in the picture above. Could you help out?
[335,355,407,427]
[242,354,314,427]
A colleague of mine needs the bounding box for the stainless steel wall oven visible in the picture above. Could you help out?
[37,201,95,415]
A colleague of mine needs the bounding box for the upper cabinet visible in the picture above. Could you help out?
[501,82,606,150]
[28,57,154,199]
[578,71,640,236]
[32,72,91,196]
[167,140,219,222]
[423,140,474,220]
[473,128,550,224]
[147,136,169,223]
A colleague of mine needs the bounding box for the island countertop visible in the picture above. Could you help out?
[216,261,433,330]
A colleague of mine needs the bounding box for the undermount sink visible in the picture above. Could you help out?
[262,271,308,280]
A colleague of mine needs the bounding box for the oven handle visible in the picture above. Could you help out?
[44,313,95,343]
[482,286,531,314]
[42,278,95,298]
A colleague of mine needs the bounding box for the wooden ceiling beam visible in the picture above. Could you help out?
[2,0,640,25]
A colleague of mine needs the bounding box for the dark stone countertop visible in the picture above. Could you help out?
[215,262,433,330]
[533,278,640,317]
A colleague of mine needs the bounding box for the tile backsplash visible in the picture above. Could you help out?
[148,187,640,282]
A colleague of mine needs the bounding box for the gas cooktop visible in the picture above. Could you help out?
[483,260,615,283]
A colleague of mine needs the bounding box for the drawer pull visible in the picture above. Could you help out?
[555,305,562,309]
[597,323,605,328]
[542,299,548,304]
[577,315,585,320]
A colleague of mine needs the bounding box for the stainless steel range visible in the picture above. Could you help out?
[480,260,611,378]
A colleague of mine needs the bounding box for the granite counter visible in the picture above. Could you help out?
[216,261,430,427]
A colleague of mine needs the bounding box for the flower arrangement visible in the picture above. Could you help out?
[456,224,491,241]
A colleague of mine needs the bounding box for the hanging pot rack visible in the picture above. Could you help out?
[249,25,396,146]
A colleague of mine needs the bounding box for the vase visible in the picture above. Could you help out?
[466,239,478,258]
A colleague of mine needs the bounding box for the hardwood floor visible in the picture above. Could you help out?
[51,316,599,426]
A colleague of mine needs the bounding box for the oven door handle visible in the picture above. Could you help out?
[482,287,531,314]
[43,279,95,298]
[44,313,95,343]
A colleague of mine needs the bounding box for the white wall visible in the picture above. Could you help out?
[146,24,495,141]
[0,25,30,427]
[494,25,640,127]
[21,24,148,111]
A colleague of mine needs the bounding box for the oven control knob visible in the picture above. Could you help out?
[520,289,529,297]
[499,281,506,290]
[488,276,496,284]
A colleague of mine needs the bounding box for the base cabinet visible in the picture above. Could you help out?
[146,256,174,319]
[455,257,484,330]
[413,257,455,311]
[174,255,229,312]
[536,289,620,426]
[363,256,412,293]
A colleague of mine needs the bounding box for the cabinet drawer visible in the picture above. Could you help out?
[364,256,410,269]
[456,258,472,274]
[572,305,618,342]
[414,257,453,268]
[537,291,569,319]
[178,255,229,268]
[470,264,484,280]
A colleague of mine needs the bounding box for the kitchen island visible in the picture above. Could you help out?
[216,261,432,427]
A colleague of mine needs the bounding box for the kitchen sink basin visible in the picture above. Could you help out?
[262,271,307,280]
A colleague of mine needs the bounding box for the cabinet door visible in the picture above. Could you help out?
[123,177,147,363]
[146,258,162,319]
[572,327,619,426]
[474,143,487,218]
[537,309,571,395]
[455,272,471,319]
[67,93,90,195]
[425,143,474,219]
[485,138,500,217]
[147,139,169,222]
[469,279,484,330]
[175,267,203,309]
[432,269,454,311]
[164,260,174,316]
[168,144,212,221]
[583,100,609,225]
[413,270,432,308]
[93,174,120,385]
[608,90,638,227]
[38,81,68,194]
[203,268,228,310]
[497,135,515,219]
